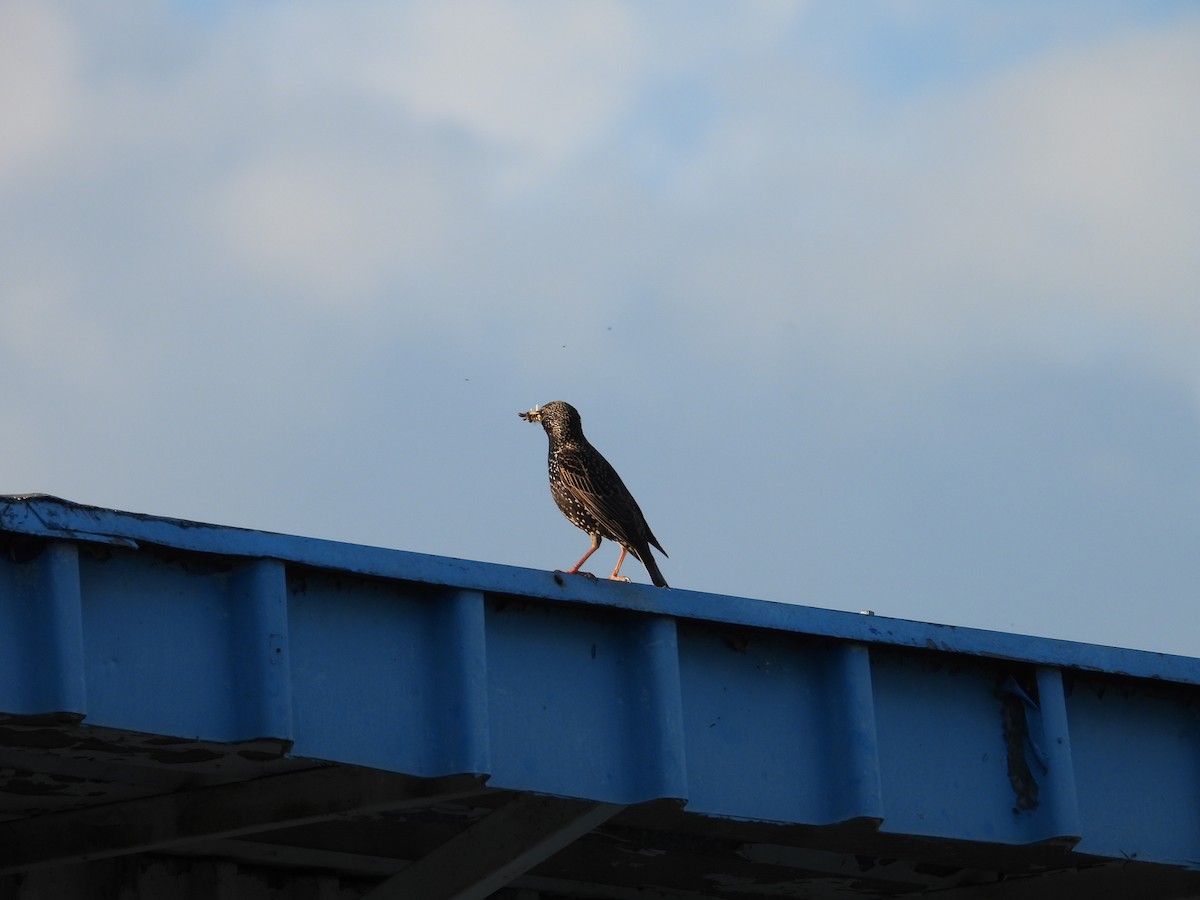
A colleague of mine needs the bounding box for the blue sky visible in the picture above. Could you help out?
[2,1,1199,655]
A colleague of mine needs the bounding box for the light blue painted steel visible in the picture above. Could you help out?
[286,571,490,777]
[229,559,293,743]
[1031,666,1082,842]
[1067,675,1200,868]
[3,494,1200,870]
[484,600,684,802]
[0,541,86,717]
[435,590,492,778]
[678,627,884,825]
[827,643,885,824]
[871,650,1085,846]
[624,615,688,802]
[77,548,249,740]
[1,495,1194,686]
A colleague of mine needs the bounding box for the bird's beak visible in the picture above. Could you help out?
[518,406,542,423]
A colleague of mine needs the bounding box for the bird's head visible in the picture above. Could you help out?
[519,400,582,442]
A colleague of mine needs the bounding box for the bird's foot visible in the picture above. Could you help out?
[609,575,631,583]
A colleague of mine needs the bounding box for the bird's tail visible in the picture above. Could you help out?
[639,548,669,589]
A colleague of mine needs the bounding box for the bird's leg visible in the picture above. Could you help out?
[608,546,632,582]
[564,534,602,578]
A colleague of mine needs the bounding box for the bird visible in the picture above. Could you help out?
[519,401,669,588]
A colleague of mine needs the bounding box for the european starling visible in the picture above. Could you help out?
[519,401,669,588]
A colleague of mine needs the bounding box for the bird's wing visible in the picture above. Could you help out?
[554,446,664,556]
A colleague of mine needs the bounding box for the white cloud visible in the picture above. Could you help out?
[648,14,1200,378]
[250,0,646,173]
[3,2,1199,375]
[896,21,1200,353]
[0,274,126,394]
[0,2,77,181]
[209,151,461,300]
[381,1,640,162]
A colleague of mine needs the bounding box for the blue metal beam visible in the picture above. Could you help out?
[1,494,1193,686]
[3,494,1200,874]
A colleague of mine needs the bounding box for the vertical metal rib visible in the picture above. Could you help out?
[824,643,884,824]
[230,558,293,744]
[36,541,87,717]
[431,589,490,777]
[627,615,688,802]
[1032,666,1081,843]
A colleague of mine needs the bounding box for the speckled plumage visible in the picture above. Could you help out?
[519,401,668,588]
